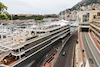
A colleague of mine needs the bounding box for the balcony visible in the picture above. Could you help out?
[11,50,25,56]
[90,24,100,31]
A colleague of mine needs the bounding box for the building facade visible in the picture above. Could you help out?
[77,10,100,23]
[89,20,100,45]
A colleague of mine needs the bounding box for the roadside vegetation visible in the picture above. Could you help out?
[8,15,44,20]
[0,2,9,20]
[71,0,100,10]
[8,14,58,20]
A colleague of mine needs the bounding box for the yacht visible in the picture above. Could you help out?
[0,20,70,67]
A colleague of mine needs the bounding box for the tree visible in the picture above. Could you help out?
[0,2,9,20]
[13,15,19,20]
[36,20,43,26]
[93,15,97,19]
[92,8,95,10]
[97,0,100,3]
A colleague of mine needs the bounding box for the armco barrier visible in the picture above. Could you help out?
[52,31,77,67]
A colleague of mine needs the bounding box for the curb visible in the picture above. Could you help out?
[52,31,77,67]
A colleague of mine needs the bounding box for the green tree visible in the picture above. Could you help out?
[0,2,9,20]
[36,20,43,26]
[13,15,19,20]
[97,0,100,3]
[92,8,95,10]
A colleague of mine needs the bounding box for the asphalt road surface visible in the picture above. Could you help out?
[54,32,78,67]
[82,32,100,67]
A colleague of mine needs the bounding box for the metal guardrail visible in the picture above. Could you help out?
[85,33,100,67]
[52,31,76,67]
[71,46,75,67]
[41,32,70,67]
[41,55,54,67]
[79,32,85,67]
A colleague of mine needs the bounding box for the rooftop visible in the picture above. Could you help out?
[31,20,69,31]
[0,20,69,50]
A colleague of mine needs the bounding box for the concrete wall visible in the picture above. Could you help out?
[14,34,68,67]
[89,12,97,22]
[15,43,53,67]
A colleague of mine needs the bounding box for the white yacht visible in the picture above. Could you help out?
[0,20,70,67]
[70,22,78,27]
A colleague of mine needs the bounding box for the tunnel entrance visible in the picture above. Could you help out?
[81,28,89,32]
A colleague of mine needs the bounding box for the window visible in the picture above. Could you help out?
[37,32,45,34]
[83,13,89,22]
[31,31,34,34]
[97,12,100,16]
[78,15,81,22]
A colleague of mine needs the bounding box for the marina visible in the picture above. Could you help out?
[0,20,72,67]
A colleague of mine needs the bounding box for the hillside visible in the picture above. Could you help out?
[71,0,98,10]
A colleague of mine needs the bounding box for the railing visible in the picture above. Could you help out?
[0,51,11,62]
[92,32,100,43]
[10,26,70,55]
[90,24,100,31]
[52,31,75,67]
[11,50,25,56]
[91,27,100,37]
[11,26,70,49]
[10,30,70,67]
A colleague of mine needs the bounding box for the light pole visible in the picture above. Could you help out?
[61,11,63,20]
[11,15,13,32]
[65,9,66,20]
[11,14,13,23]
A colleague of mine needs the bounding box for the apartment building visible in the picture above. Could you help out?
[77,10,100,23]
[70,11,77,21]
[89,20,100,45]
